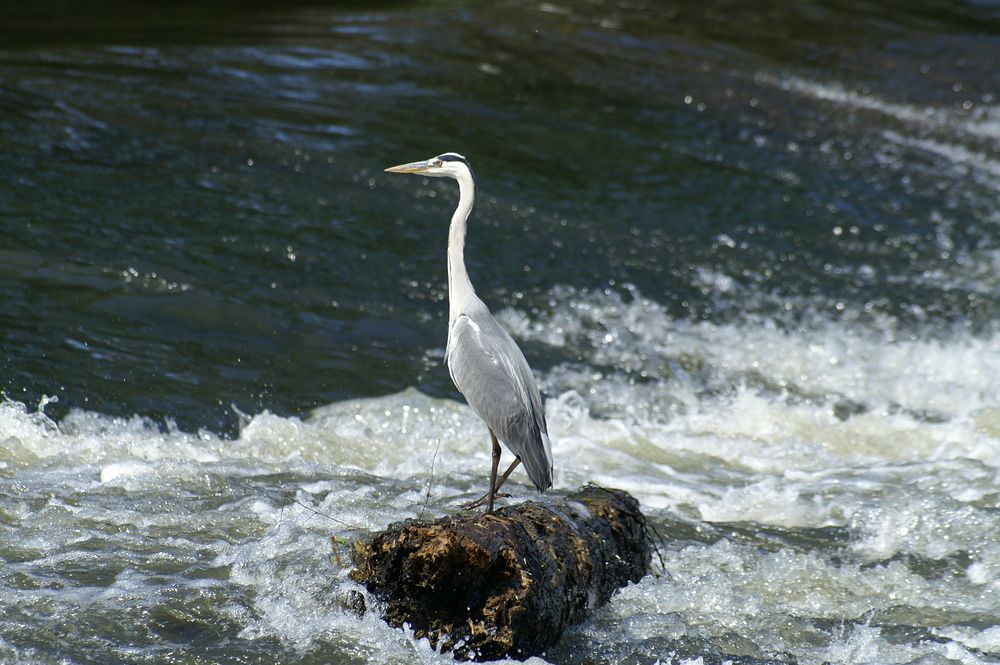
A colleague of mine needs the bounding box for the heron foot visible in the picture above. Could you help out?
[462,455,523,513]
[462,492,512,511]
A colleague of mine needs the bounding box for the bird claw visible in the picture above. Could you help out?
[462,492,512,511]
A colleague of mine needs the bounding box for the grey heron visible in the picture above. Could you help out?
[385,153,553,514]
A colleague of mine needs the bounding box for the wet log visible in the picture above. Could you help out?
[349,486,651,661]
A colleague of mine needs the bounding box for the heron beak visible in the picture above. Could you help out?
[384,160,433,174]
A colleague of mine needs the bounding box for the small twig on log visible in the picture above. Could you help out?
[418,438,443,520]
[646,518,668,575]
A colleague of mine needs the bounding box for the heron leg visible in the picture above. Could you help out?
[464,457,521,511]
[491,458,521,496]
[486,430,501,514]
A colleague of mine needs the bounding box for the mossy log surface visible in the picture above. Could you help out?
[349,486,651,661]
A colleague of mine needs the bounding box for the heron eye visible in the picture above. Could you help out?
[435,160,444,167]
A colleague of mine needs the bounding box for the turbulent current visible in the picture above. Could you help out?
[1,1,999,663]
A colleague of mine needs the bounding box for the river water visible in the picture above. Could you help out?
[1,1,998,663]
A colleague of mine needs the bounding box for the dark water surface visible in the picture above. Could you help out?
[3,0,995,432]
[1,1,999,664]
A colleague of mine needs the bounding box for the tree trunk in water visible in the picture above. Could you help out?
[349,485,651,661]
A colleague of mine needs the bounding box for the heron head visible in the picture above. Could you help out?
[384,152,470,179]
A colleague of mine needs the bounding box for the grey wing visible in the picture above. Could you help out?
[446,310,553,491]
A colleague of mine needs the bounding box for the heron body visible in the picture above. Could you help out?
[385,152,553,512]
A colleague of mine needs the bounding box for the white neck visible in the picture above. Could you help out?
[447,169,477,328]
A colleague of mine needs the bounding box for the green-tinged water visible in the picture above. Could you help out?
[1,1,998,663]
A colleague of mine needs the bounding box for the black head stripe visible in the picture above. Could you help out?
[437,153,468,164]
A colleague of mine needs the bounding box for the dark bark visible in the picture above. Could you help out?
[349,486,651,661]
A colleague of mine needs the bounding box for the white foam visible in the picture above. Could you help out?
[2,286,996,535]
[497,285,1000,541]
[585,535,999,664]
[934,625,1000,655]
[212,484,552,662]
[883,129,1000,186]
[501,285,1000,429]
[0,388,491,492]
[2,284,998,662]
[100,460,156,485]
[758,73,1000,141]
